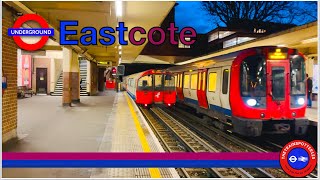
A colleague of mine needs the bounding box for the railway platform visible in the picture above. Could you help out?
[2,91,179,178]
[306,100,318,126]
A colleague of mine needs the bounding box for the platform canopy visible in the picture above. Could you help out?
[5,1,175,65]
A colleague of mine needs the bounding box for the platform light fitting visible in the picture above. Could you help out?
[119,46,122,50]
[116,0,123,17]
[119,51,122,55]
[301,37,317,44]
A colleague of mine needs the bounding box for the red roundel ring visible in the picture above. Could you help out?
[12,14,49,51]
[280,140,317,177]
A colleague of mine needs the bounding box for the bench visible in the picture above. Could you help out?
[17,86,35,98]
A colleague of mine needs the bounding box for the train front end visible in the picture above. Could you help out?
[136,71,154,108]
[153,71,176,106]
[230,47,308,136]
[163,72,176,107]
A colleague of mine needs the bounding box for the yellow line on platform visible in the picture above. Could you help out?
[124,93,162,178]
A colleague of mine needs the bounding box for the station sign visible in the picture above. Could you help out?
[268,48,288,60]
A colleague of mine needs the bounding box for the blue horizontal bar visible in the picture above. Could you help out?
[3,160,280,168]
[8,28,54,36]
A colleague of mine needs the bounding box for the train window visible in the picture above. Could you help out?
[198,73,201,90]
[154,74,163,91]
[183,74,190,89]
[290,55,306,95]
[222,69,229,94]
[208,72,217,92]
[164,74,175,90]
[179,74,183,88]
[175,75,178,87]
[240,55,266,97]
[137,75,153,90]
[202,72,206,91]
[191,74,198,90]
[272,67,285,100]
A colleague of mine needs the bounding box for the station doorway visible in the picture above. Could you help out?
[36,68,48,94]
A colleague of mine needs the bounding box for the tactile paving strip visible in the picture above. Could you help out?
[90,92,180,178]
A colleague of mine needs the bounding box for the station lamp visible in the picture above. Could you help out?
[116,0,122,17]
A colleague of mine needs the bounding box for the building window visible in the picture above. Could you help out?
[183,74,190,88]
[208,32,219,42]
[190,73,198,90]
[223,38,237,48]
[237,37,255,44]
[222,69,229,94]
[208,72,217,92]
[179,37,191,48]
[219,31,235,39]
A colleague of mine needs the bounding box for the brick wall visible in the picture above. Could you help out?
[2,6,18,143]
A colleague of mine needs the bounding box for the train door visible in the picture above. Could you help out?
[219,66,231,113]
[183,71,198,105]
[197,69,209,108]
[154,73,164,103]
[266,61,290,118]
[207,68,222,109]
[176,73,184,101]
[189,71,199,104]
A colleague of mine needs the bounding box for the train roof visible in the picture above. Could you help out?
[166,46,294,72]
[124,69,173,78]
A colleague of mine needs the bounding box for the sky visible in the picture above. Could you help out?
[175,1,318,34]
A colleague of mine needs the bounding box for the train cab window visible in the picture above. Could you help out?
[290,55,306,95]
[191,74,198,90]
[208,72,217,92]
[240,55,266,97]
[222,69,229,94]
[138,75,153,90]
[183,74,190,89]
[164,74,175,90]
[154,74,163,91]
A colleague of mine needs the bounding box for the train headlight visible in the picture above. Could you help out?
[246,99,257,107]
[297,98,305,105]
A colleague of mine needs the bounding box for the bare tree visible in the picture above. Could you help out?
[201,1,317,28]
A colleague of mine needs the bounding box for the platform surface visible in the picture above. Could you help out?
[2,91,179,178]
[306,100,318,126]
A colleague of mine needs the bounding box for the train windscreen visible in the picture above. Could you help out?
[137,75,153,90]
[290,55,306,95]
[240,55,266,97]
[164,74,175,91]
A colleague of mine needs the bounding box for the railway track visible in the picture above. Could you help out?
[165,105,318,178]
[140,107,272,178]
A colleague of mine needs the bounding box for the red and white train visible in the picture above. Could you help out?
[168,46,309,136]
[124,69,176,107]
